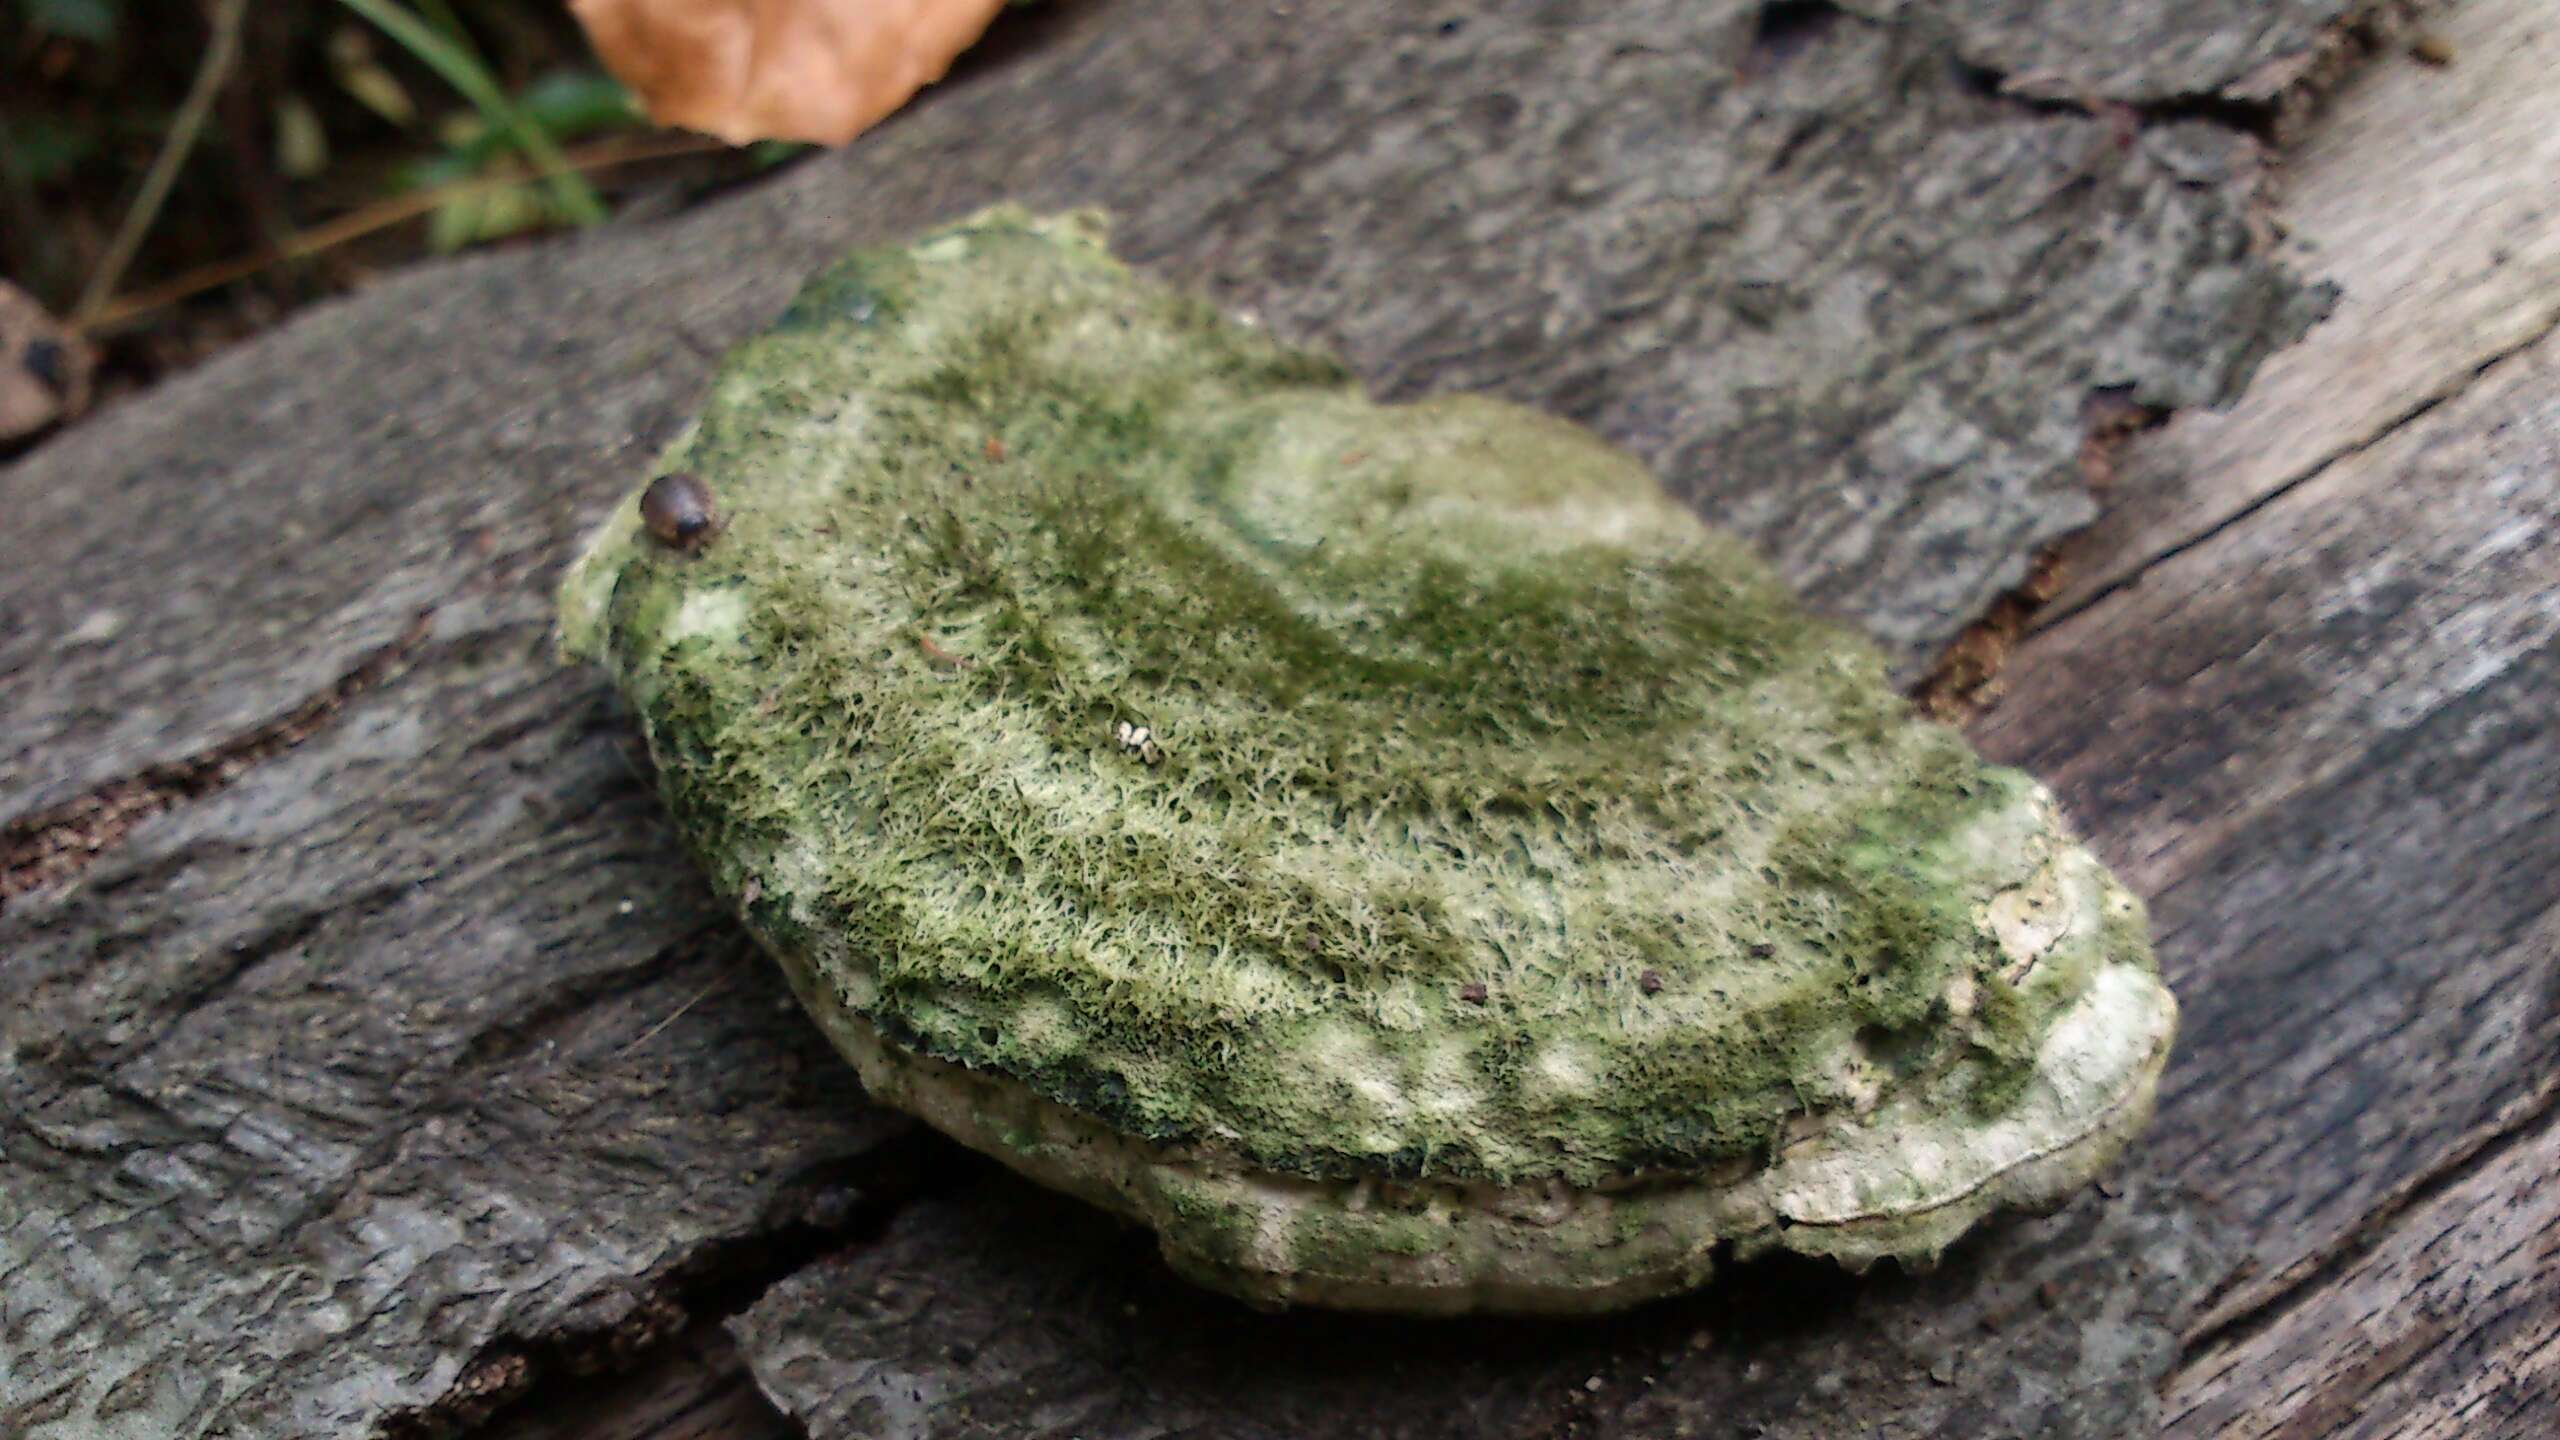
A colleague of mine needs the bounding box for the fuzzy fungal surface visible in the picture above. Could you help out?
[559,208,2176,1314]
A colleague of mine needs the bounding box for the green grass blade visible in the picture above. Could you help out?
[332,0,608,227]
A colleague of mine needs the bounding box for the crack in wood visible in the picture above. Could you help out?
[2172,1069,2560,1369]
[1910,0,2440,144]
[2033,311,2560,643]
[1942,52,2278,149]
[0,609,434,910]
[2237,0,2440,139]
[1907,0,2461,716]
[1916,389,2164,715]
[469,1320,795,1440]
[1896,8,2459,719]
[2259,1307,2463,1440]
[395,1129,963,1440]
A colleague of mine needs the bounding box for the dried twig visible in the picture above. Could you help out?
[74,0,251,325]
[86,134,727,331]
[614,976,729,1058]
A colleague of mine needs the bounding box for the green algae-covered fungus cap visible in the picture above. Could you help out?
[559,207,2176,1314]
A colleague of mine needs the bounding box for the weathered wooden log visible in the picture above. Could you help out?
[11,0,2553,1437]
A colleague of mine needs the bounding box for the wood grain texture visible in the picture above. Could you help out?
[1976,308,2560,1260]
[1974,320,2560,1308]
[0,0,2431,1436]
[0,599,915,1434]
[2047,0,2560,618]
[2164,1105,2560,1438]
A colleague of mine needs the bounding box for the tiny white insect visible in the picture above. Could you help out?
[1114,720,1165,766]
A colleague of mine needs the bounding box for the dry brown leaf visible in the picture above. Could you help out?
[570,0,1009,146]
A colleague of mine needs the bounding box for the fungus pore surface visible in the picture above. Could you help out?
[560,208,2175,1313]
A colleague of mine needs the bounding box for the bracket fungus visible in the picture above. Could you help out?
[559,208,2176,1314]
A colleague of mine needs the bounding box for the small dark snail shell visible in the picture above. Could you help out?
[640,472,719,552]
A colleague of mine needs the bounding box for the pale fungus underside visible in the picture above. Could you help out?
[559,208,2175,1314]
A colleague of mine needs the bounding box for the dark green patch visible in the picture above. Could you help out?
[1964,974,2040,1116]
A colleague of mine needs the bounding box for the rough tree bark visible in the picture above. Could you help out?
[8,1,2551,1438]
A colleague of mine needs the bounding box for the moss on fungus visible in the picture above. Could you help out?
[559,207,2176,1312]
